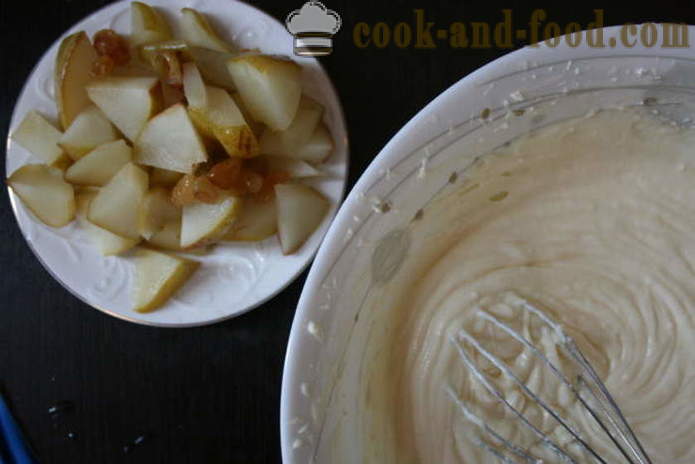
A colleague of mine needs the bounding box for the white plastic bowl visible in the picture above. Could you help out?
[281,25,695,463]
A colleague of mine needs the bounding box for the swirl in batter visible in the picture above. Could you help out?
[363,108,695,463]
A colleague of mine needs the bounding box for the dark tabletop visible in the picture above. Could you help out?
[1,1,694,463]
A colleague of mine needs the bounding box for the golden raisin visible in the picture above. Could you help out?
[171,175,197,207]
[93,29,130,65]
[254,170,290,202]
[207,158,243,190]
[193,176,220,204]
[90,55,115,77]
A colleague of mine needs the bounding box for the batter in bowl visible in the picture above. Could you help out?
[361,108,695,463]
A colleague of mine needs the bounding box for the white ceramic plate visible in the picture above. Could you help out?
[281,26,695,463]
[5,0,348,327]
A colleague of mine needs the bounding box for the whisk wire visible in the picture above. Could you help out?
[447,296,653,464]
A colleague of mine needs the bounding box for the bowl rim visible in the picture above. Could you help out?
[280,24,695,462]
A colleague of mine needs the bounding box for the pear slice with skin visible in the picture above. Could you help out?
[186,46,236,90]
[135,103,207,173]
[8,165,75,228]
[132,248,199,313]
[64,139,132,186]
[87,163,148,239]
[180,195,241,248]
[180,8,235,53]
[11,111,67,167]
[222,196,277,241]
[130,1,172,48]
[76,192,139,256]
[187,86,258,158]
[86,76,161,141]
[138,187,181,239]
[227,55,302,131]
[59,105,119,160]
[259,97,324,156]
[275,183,329,254]
[55,31,98,129]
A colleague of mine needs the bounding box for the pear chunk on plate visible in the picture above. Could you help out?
[259,97,324,156]
[130,1,172,48]
[55,31,98,129]
[263,156,322,178]
[135,103,208,173]
[8,164,75,227]
[223,196,277,242]
[86,76,161,141]
[138,187,181,239]
[11,111,67,167]
[146,219,183,251]
[275,183,329,254]
[188,86,258,158]
[59,105,119,160]
[64,139,132,186]
[87,163,148,239]
[186,46,236,90]
[181,195,241,248]
[76,193,139,256]
[180,7,234,53]
[295,123,334,163]
[227,55,302,131]
[150,167,183,187]
[132,248,199,313]
[182,62,207,109]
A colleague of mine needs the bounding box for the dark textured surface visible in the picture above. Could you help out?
[1,1,693,463]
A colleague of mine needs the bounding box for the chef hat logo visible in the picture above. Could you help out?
[286,1,341,56]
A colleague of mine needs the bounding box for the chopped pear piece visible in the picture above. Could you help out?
[230,91,263,136]
[180,195,241,248]
[55,31,98,129]
[135,103,207,173]
[87,163,148,239]
[186,46,236,89]
[182,62,207,109]
[263,156,322,178]
[295,123,334,163]
[275,183,329,254]
[188,86,258,158]
[259,97,324,156]
[86,76,161,141]
[180,8,234,53]
[223,196,277,241]
[138,187,181,239]
[11,111,66,166]
[130,1,172,48]
[58,105,119,160]
[146,219,182,251]
[227,55,302,130]
[65,139,132,186]
[76,193,139,255]
[151,167,183,186]
[8,165,75,227]
[132,248,199,313]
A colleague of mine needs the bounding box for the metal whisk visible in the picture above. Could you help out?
[446,294,653,464]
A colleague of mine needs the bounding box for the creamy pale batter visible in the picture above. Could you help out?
[361,109,695,463]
